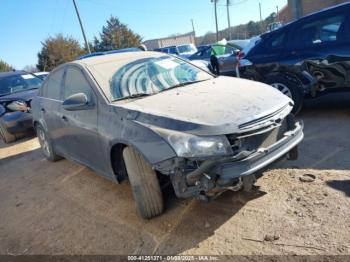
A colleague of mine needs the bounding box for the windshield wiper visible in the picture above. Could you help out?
[158,79,210,93]
[113,93,151,102]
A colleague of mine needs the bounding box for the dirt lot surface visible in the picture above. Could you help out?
[0,93,349,256]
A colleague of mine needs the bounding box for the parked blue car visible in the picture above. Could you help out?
[239,2,350,113]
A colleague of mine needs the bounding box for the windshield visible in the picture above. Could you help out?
[177,44,197,54]
[0,73,42,97]
[103,55,212,101]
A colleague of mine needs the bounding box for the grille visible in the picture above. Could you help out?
[238,105,289,130]
[227,118,289,152]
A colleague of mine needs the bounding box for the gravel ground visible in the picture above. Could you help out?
[0,93,349,256]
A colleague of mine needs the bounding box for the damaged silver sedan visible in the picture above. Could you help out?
[31,51,303,219]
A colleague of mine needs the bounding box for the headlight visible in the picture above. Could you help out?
[7,100,29,112]
[153,127,233,158]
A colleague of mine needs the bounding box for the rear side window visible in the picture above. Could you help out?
[248,33,285,56]
[64,67,92,100]
[225,46,238,55]
[43,68,64,100]
[264,32,287,50]
[292,14,346,49]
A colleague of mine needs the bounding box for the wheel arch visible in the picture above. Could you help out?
[110,142,128,183]
[109,140,154,183]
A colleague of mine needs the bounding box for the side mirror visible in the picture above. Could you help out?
[62,93,90,111]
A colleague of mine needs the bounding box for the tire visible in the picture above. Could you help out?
[35,124,62,162]
[123,147,164,219]
[0,121,16,144]
[265,75,304,114]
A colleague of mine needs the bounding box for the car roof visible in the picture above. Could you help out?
[0,70,27,78]
[78,48,142,60]
[74,51,166,67]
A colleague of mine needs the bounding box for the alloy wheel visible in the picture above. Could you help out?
[37,128,50,157]
[271,83,293,99]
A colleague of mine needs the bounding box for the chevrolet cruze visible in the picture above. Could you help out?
[32,51,303,218]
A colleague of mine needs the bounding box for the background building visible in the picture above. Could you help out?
[278,0,349,23]
[143,32,195,50]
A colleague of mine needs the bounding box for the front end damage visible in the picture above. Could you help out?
[154,113,303,200]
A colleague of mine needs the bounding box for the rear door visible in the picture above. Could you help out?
[60,65,104,171]
[39,67,66,154]
[246,29,288,65]
[285,9,350,90]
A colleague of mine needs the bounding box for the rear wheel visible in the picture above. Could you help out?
[35,124,62,162]
[265,75,304,114]
[123,147,164,219]
[0,121,16,144]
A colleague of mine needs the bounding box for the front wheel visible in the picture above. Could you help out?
[123,147,164,219]
[265,75,304,114]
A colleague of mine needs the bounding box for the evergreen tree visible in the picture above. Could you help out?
[94,16,142,51]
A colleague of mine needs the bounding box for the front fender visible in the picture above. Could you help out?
[108,120,177,166]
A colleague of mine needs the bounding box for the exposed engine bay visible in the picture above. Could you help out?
[0,99,31,115]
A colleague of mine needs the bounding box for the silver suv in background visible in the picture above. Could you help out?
[154,44,197,58]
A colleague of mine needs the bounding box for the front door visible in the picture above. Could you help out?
[60,66,104,171]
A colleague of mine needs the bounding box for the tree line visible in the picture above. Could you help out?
[196,12,277,46]
[37,16,142,71]
[1,12,277,73]
[0,16,141,73]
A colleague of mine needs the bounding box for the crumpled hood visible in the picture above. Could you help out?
[0,89,38,117]
[116,77,293,135]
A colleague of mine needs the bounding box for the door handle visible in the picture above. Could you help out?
[41,108,46,113]
[62,116,68,122]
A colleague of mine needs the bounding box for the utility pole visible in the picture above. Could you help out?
[72,0,91,54]
[291,0,302,20]
[226,0,232,40]
[211,0,219,42]
[276,5,279,21]
[191,19,195,36]
[259,2,262,22]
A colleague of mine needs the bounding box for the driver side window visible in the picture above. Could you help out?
[64,67,93,100]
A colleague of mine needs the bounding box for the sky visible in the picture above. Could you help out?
[0,0,287,69]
